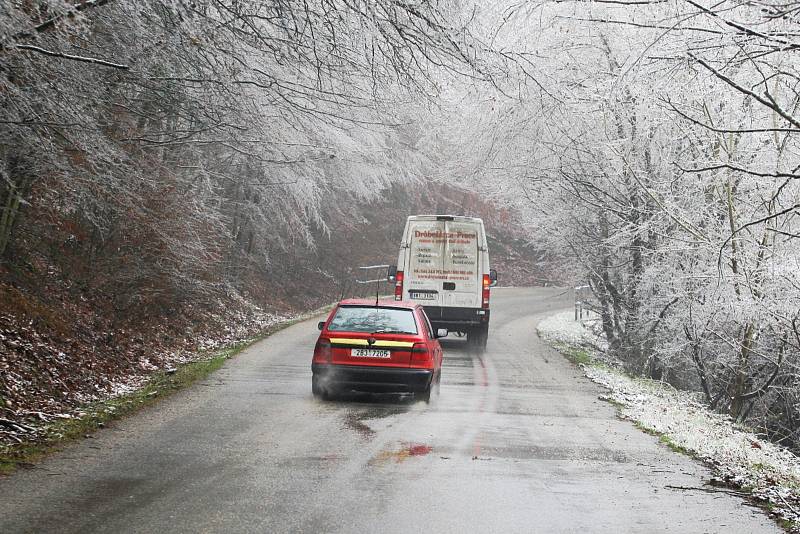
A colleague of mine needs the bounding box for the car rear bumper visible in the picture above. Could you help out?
[422,306,490,328]
[312,364,433,393]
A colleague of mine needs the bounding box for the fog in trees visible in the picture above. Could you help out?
[3,1,800,450]
[430,0,800,448]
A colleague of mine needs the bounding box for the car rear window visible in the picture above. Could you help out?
[328,306,418,334]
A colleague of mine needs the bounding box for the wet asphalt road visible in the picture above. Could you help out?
[0,287,780,533]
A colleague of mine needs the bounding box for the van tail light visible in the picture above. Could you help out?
[394,271,404,301]
[411,343,433,367]
[482,274,490,308]
[314,338,332,363]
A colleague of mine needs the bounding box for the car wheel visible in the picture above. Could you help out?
[418,371,441,404]
[417,383,432,403]
[433,371,442,398]
[479,326,489,350]
[467,327,488,350]
[312,377,328,400]
[466,328,478,347]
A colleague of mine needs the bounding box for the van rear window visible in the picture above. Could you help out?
[328,306,418,334]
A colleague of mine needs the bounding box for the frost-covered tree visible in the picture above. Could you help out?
[0,0,486,307]
[429,0,800,443]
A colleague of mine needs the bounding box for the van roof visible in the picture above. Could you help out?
[407,214,484,224]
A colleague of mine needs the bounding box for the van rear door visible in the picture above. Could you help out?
[406,218,481,308]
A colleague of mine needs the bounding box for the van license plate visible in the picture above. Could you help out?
[409,292,436,300]
[351,349,391,358]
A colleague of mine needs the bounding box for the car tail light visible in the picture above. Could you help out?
[394,271,404,301]
[314,338,331,363]
[482,274,490,308]
[411,342,433,366]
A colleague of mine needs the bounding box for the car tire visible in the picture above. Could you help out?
[466,328,478,347]
[418,372,440,404]
[417,386,431,403]
[468,327,489,350]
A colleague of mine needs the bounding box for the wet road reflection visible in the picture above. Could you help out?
[0,288,782,534]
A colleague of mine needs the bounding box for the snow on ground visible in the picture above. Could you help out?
[537,310,607,349]
[538,310,800,529]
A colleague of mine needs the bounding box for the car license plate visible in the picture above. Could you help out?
[351,348,391,358]
[409,292,436,300]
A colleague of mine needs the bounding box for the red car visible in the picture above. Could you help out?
[312,299,445,402]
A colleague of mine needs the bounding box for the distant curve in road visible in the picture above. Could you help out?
[0,287,779,533]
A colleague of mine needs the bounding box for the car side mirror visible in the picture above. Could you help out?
[387,264,397,282]
[317,321,325,331]
[436,328,448,338]
[489,269,498,287]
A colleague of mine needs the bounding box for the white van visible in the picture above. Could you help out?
[389,215,497,348]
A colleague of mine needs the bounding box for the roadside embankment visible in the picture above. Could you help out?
[0,303,334,474]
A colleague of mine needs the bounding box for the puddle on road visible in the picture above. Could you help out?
[277,454,344,469]
[476,444,629,463]
[343,412,376,438]
[441,356,475,368]
[359,404,408,419]
[341,404,410,439]
[371,442,433,465]
[408,444,433,456]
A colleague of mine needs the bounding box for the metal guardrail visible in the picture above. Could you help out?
[355,264,390,285]
[574,284,591,321]
[335,264,392,301]
[329,265,393,300]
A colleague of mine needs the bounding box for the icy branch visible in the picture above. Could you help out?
[15,44,129,70]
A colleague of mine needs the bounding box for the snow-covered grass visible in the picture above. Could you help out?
[537,310,601,347]
[538,309,800,530]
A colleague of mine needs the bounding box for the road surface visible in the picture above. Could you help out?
[0,288,779,533]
